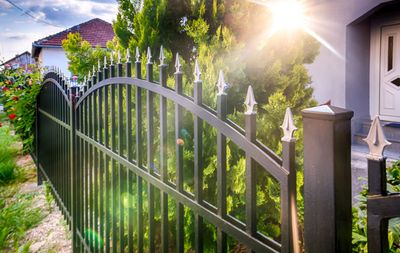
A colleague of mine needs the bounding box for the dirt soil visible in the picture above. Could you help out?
[17,154,72,253]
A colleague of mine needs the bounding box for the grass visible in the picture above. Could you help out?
[0,121,18,185]
[0,115,45,252]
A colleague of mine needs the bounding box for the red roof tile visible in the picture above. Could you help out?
[33,18,114,48]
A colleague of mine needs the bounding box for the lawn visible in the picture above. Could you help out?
[0,115,44,252]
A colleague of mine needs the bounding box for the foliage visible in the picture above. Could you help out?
[0,192,44,251]
[0,122,44,251]
[352,160,400,252]
[0,124,18,184]
[61,0,319,250]
[0,65,42,153]
[62,32,116,79]
[44,181,54,211]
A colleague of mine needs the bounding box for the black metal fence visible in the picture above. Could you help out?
[32,47,399,253]
[34,49,298,253]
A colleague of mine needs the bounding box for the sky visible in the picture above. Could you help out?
[0,0,118,61]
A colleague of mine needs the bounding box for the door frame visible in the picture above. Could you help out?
[370,16,400,122]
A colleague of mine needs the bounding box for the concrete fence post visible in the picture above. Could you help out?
[301,105,353,253]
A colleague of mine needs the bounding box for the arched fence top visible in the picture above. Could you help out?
[42,72,71,107]
[75,76,287,183]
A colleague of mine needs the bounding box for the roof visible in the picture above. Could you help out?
[32,18,114,57]
[2,51,32,66]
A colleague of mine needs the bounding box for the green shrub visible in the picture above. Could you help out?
[0,125,18,184]
[353,160,400,252]
[0,65,42,153]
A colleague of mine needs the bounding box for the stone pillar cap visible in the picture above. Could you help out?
[301,105,354,121]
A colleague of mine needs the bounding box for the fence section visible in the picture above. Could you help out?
[34,48,298,253]
[35,71,73,224]
[364,116,400,253]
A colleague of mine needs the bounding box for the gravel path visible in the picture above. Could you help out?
[17,154,72,253]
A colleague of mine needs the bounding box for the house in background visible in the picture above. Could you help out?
[31,18,114,77]
[2,51,34,70]
[306,0,400,152]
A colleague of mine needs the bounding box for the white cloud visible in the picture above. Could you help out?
[0,0,12,9]
[19,0,118,23]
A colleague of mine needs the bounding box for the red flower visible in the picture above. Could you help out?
[0,122,2,127]
[12,96,19,101]
[2,87,10,92]
[9,114,16,120]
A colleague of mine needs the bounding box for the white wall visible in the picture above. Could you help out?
[38,47,71,77]
[306,0,391,107]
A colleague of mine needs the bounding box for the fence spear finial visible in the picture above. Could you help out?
[281,108,297,141]
[159,45,165,65]
[216,70,227,96]
[194,59,201,82]
[363,116,391,159]
[93,65,96,75]
[147,47,152,64]
[110,52,114,65]
[244,85,257,115]
[126,48,130,62]
[136,47,140,62]
[98,58,101,71]
[88,70,91,79]
[175,53,181,73]
[117,50,121,64]
[104,55,107,68]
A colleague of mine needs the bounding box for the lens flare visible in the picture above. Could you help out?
[249,0,343,59]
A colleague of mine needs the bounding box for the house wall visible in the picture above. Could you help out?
[38,47,71,77]
[307,0,391,109]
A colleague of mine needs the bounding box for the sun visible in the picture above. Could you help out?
[250,0,343,59]
[270,0,306,31]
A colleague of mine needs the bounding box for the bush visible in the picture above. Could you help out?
[0,65,42,153]
[0,125,18,184]
[352,160,400,252]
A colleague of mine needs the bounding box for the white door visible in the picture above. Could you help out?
[380,25,400,121]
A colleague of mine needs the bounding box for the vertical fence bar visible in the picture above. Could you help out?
[367,158,389,253]
[193,67,204,253]
[302,105,353,253]
[135,52,144,253]
[110,61,117,253]
[93,67,100,253]
[117,60,125,252]
[364,116,392,253]
[89,71,96,252]
[245,108,256,253]
[146,50,156,253]
[175,65,184,253]
[98,61,105,253]
[159,52,169,253]
[70,85,78,252]
[216,91,227,253]
[85,77,91,248]
[125,53,135,253]
[104,65,111,253]
[280,108,299,253]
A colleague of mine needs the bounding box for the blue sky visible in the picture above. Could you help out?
[0,0,118,61]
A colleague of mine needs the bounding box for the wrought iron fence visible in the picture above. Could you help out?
[33,46,400,253]
[34,48,298,253]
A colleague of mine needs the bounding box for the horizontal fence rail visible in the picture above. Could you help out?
[35,48,299,253]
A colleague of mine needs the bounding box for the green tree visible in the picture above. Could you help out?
[63,0,320,250]
[61,32,115,78]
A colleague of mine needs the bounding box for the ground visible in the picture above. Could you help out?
[0,122,71,252]
[17,154,72,253]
